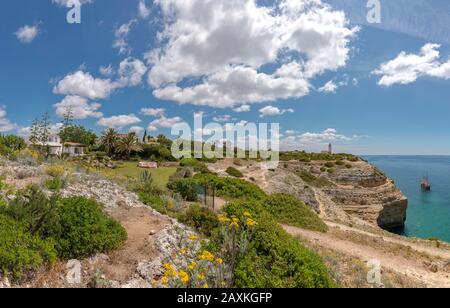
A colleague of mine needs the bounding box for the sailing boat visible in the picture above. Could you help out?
[421,175,431,191]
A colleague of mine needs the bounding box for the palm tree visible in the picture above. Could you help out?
[117,133,143,159]
[99,128,119,157]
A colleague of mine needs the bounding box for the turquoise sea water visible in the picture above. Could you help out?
[364,156,450,243]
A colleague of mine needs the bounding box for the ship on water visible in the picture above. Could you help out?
[421,175,431,191]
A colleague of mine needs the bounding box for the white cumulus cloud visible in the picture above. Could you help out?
[147,0,358,108]
[15,25,39,44]
[97,114,141,129]
[114,19,137,55]
[0,107,17,132]
[148,116,183,132]
[54,95,103,119]
[259,106,294,118]
[53,71,116,100]
[138,0,151,19]
[374,43,450,86]
[141,108,166,117]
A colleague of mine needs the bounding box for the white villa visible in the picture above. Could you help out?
[30,135,85,157]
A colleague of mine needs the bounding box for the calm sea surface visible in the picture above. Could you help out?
[364,156,450,242]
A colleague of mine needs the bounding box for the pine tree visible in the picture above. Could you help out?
[142,129,148,143]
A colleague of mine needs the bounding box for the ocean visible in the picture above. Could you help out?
[364,156,450,243]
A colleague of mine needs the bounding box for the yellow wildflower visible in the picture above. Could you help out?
[218,214,230,223]
[197,273,206,281]
[215,258,223,265]
[161,276,169,286]
[189,234,199,241]
[229,221,239,229]
[179,271,189,284]
[243,211,252,218]
[246,218,257,227]
[188,262,197,270]
[164,263,174,271]
[202,283,209,289]
[179,247,187,255]
[198,250,215,262]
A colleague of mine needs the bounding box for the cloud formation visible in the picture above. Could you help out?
[259,106,294,118]
[97,114,141,129]
[0,107,17,132]
[54,95,103,119]
[147,0,358,108]
[15,25,39,44]
[374,43,450,86]
[148,116,183,132]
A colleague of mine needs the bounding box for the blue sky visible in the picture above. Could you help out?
[1,0,450,155]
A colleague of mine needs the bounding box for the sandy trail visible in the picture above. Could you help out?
[325,221,450,260]
[283,224,450,288]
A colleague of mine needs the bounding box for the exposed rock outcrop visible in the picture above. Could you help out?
[208,158,408,231]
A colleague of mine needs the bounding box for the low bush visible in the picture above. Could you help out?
[324,162,335,168]
[139,192,168,215]
[167,178,199,201]
[47,197,127,259]
[194,173,266,201]
[45,165,65,178]
[225,167,244,178]
[45,176,66,191]
[296,170,317,184]
[3,186,60,236]
[263,194,328,232]
[179,204,219,237]
[223,201,334,288]
[179,158,210,173]
[0,214,57,281]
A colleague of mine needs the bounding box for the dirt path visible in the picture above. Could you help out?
[325,221,450,260]
[283,224,450,288]
[103,205,170,283]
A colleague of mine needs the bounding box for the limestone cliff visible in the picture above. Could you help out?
[268,159,408,230]
[208,158,408,230]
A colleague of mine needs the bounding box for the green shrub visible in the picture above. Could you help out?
[0,214,57,281]
[327,168,336,174]
[345,164,352,169]
[179,204,219,237]
[335,160,345,166]
[179,158,209,173]
[94,151,107,160]
[224,202,334,288]
[2,186,60,236]
[320,167,327,172]
[0,135,26,151]
[324,162,335,168]
[226,167,244,178]
[45,176,66,191]
[263,194,328,232]
[296,171,317,184]
[194,173,266,201]
[167,178,199,201]
[139,192,168,215]
[45,165,65,178]
[47,197,127,259]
